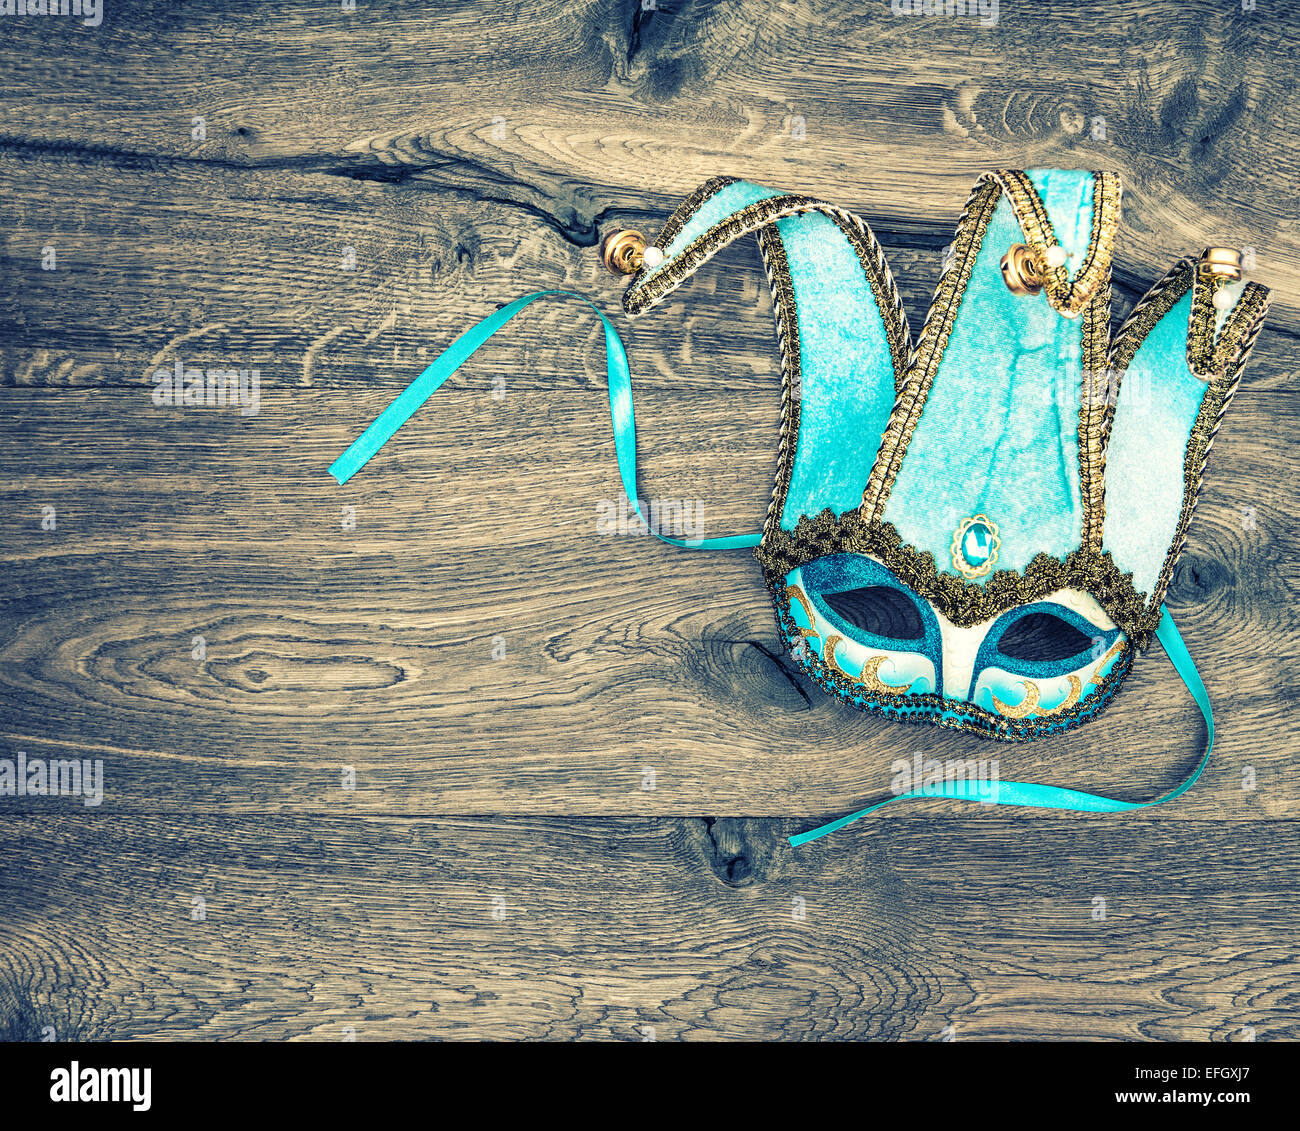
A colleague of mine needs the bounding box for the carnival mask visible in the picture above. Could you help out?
[329,169,1269,843]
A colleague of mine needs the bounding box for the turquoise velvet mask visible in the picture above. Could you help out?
[619,170,1269,746]
[327,169,1271,842]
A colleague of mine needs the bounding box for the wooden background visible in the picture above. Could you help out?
[1,0,1297,1041]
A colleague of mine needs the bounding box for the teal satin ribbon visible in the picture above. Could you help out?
[328,290,760,550]
[328,292,1215,845]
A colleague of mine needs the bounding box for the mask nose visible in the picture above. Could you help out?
[935,618,987,702]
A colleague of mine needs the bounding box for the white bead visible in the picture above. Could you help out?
[1212,287,1235,312]
[1044,245,1067,269]
[641,246,665,269]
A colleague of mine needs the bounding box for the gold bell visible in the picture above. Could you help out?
[1199,246,1243,281]
[603,229,648,275]
[1000,243,1047,296]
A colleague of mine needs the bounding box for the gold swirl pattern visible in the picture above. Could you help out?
[1092,637,1125,679]
[785,584,817,634]
[857,655,920,696]
[822,634,918,696]
[821,632,847,672]
[992,674,1082,719]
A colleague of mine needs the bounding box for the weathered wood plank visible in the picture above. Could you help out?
[0,382,1294,816]
[0,147,1294,393]
[1,814,1295,1041]
[2,0,1298,1046]
[3,1,1297,300]
[0,151,954,391]
[1,1,1297,353]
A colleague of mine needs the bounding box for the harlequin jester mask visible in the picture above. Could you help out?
[328,169,1270,844]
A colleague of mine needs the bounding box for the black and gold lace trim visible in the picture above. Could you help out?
[756,508,1163,645]
[772,583,1136,742]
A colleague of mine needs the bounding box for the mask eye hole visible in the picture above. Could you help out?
[998,612,1092,663]
[820,586,925,641]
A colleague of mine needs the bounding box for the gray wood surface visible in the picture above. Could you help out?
[0,0,1297,1041]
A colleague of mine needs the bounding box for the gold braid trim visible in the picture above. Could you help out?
[859,177,1002,521]
[987,170,1122,318]
[622,183,912,371]
[648,175,737,259]
[1187,268,1223,378]
[1079,281,1113,549]
[756,224,803,543]
[1146,279,1271,612]
[756,508,1162,645]
[1188,271,1273,379]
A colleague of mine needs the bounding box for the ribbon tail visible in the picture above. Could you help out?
[789,607,1213,846]
[327,290,761,551]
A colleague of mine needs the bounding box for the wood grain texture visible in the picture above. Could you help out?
[2,814,1297,1041]
[0,383,1296,818]
[1,0,1298,1040]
